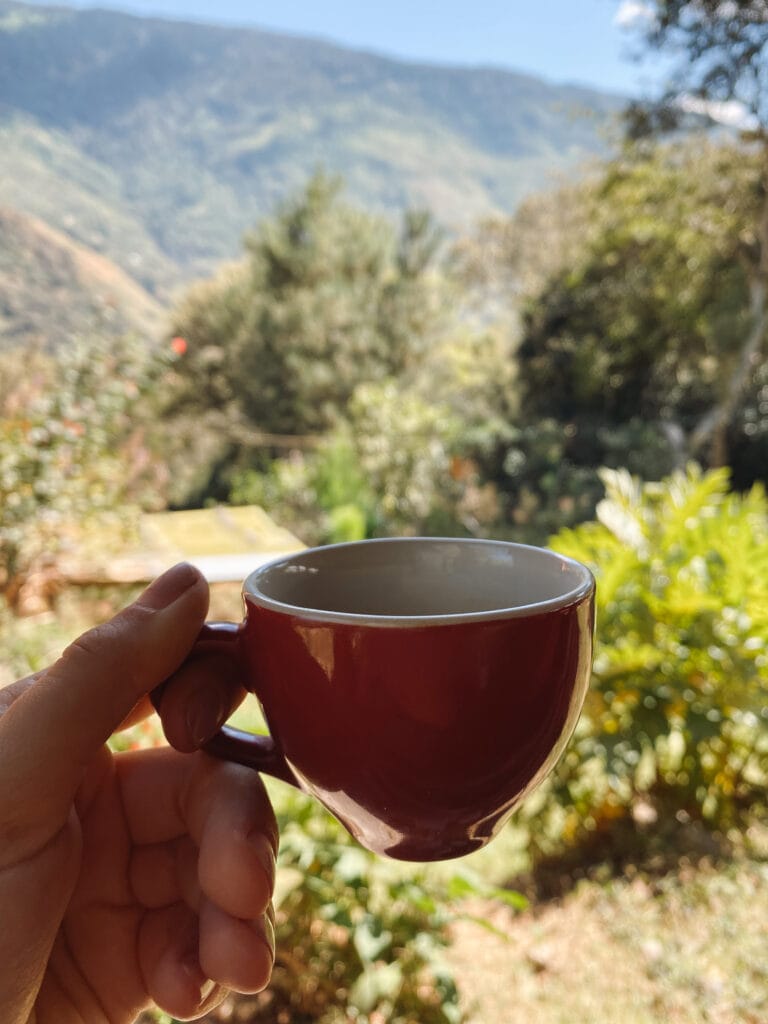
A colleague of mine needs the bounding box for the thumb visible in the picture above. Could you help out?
[0,563,208,839]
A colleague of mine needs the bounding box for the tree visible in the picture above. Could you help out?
[521,141,760,436]
[163,174,454,506]
[228,323,519,545]
[502,139,768,539]
[451,178,599,312]
[625,0,768,465]
[515,138,766,480]
[167,174,448,440]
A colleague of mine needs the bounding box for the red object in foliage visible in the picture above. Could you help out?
[171,336,188,356]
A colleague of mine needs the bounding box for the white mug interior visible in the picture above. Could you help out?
[244,537,594,625]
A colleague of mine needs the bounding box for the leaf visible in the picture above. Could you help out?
[456,912,514,942]
[272,867,304,910]
[447,873,481,901]
[349,962,403,1013]
[333,847,371,885]
[353,918,393,964]
[491,887,529,911]
[447,870,528,910]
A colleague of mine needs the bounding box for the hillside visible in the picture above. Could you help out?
[0,206,164,349]
[0,0,622,346]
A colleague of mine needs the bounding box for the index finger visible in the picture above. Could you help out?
[157,650,249,753]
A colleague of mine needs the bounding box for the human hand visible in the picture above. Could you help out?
[0,563,276,1024]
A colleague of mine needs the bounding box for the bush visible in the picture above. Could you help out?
[229,325,519,545]
[253,794,466,1024]
[229,433,375,546]
[0,336,170,605]
[521,465,768,863]
[498,417,678,544]
[229,384,464,543]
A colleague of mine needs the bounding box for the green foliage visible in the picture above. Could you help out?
[229,378,463,543]
[499,418,678,544]
[227,316,518,543]
[519,140,760,434]
[230,432,376,546]
[262,795,464,1024]
[625,0,768,138]
[168,174,449,440]
[249,789,526,1024]
[508,140,768,535]
[345,381,463,536]
[164,175,466,508]
[228,356,515,545]
[522,466,768,859]
[0,336,169,600]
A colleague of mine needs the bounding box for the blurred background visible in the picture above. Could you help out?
[1,1,767,1021]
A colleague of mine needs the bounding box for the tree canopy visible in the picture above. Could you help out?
[625,0,768,139]
[167,174,448,441]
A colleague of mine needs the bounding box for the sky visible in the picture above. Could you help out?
[24,0,671,96]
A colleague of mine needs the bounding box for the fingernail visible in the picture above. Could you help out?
[249,832,277,893]
[254,911,276,960]
[181,957,216,1006]
[199,978,217,1005]
[186,695,229,748]
[139,562,202,610]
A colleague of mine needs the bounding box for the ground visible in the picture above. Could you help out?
[447,859,768,1024]
[182,855,768,1024]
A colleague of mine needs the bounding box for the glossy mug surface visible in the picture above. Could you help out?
[201,537,595,861]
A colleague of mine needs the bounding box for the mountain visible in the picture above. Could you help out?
[0,0,623,345]
[0,205,163,350]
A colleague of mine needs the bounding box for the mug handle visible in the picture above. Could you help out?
[152,621,300,788]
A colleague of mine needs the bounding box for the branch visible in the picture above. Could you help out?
[690,277,767,456]
[690,158,768,458]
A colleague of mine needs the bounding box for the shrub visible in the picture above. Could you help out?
[229,384,464,543]
[252,793,465,1024]
[229,432,375,546]
[0,336,169,605]
[521,465,768,862]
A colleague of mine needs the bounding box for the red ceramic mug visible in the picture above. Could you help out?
[194,537,595,861]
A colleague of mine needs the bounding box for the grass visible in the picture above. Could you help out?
[448,857,768,1024]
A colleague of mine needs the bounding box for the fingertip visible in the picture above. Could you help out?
[139,905,223,1021]
[138,562,206,611]
[199,901,275,995]
[198,810,275,920]
[157,655,246,753]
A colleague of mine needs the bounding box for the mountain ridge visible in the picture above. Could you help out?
[0,0,622,347]
[0,205,163,350]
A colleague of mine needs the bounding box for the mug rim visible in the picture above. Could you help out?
[243,537,595,627]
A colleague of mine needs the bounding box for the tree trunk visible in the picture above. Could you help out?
[689,152,768,466]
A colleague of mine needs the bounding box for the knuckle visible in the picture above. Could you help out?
[62,619,122,667]
[57,605,155,677]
